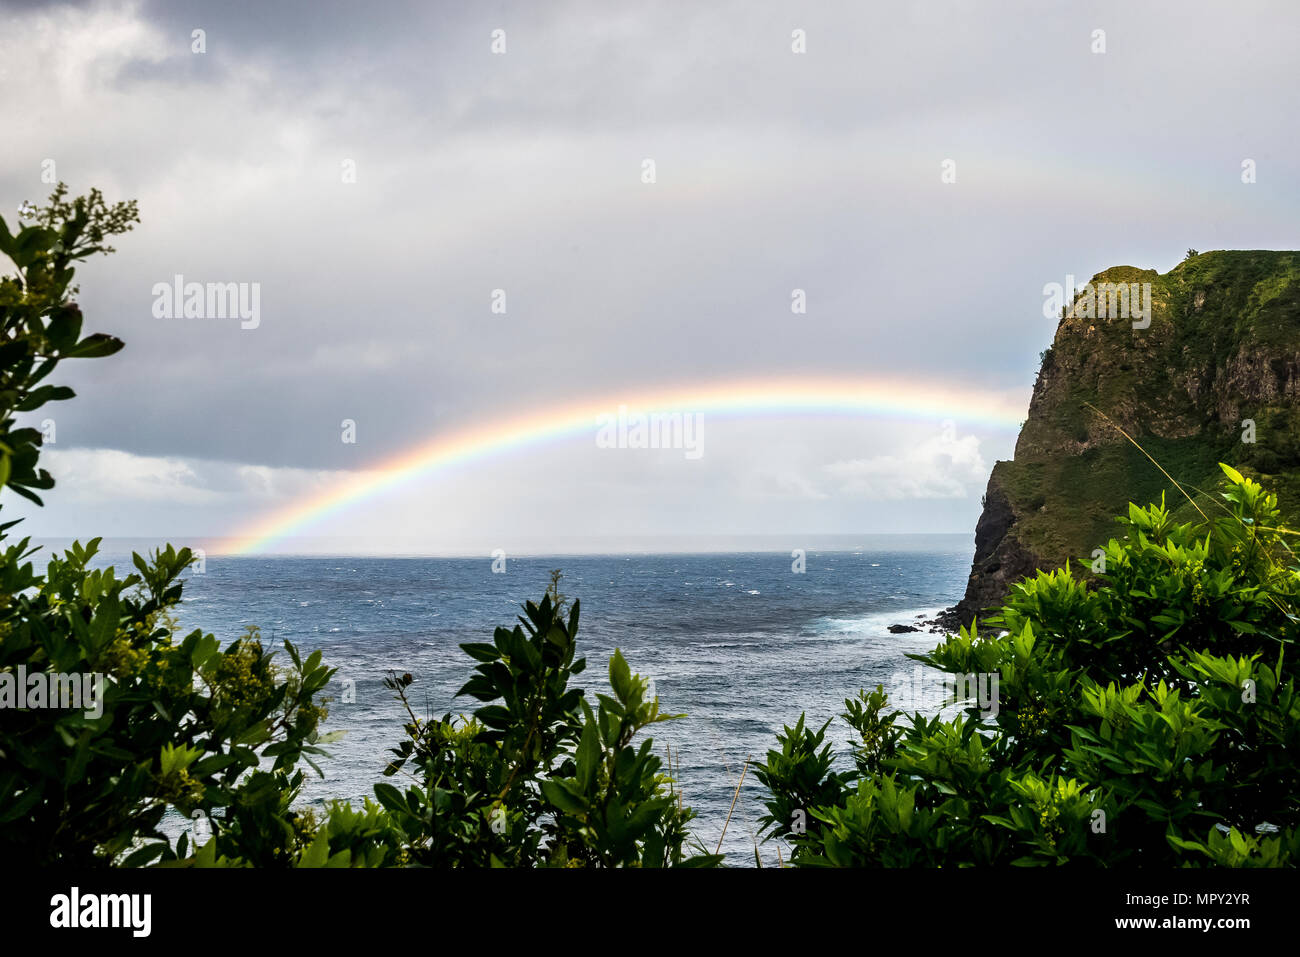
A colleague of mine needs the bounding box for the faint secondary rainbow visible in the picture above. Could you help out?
[224,376,1026,554]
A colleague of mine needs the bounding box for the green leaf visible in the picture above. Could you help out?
[1219,463,1245,485]
[64,333,124,359]
[609,649,633,705]
[540,779,587,815]
[576,709,601,793]
[120,842,167,868]
[373,782,406,815]
[296,829,331,868]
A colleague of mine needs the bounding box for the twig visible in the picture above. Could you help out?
[715,756,750,856]
[1081,402,1207,521]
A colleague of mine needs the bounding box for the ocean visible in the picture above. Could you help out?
[92,539,973,865]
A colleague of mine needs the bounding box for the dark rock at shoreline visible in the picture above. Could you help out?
[952,475,1041,626]
[925,607,962,633]
[887,623,920,633]
[907,607,962,634]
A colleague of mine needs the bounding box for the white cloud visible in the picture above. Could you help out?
[234,462,360,499]
[5,1,1297,543]
[41,448,217,505]
[41,448,355,505]
[823,425,987,500]
[743,468,830,501]
[13,0,165,103]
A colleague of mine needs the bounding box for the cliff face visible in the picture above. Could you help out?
[954,250,1300,626]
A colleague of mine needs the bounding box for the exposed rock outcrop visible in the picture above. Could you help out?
[952,467,1043,625]
[951,250,1300,627]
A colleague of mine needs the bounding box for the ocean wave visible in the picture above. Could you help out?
[806,608,946,639]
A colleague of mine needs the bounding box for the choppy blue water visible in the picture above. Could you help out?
[96,542,972,865]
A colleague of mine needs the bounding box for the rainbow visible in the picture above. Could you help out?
[223,376,1027,554]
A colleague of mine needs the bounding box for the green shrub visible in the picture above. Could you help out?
[759,465,1300,866]
[174,589,716,869]
[0,192,711,866]
[0,188,337,866]
[351,588,720,868]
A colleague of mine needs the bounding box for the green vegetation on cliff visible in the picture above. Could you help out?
[958,250,1300,621]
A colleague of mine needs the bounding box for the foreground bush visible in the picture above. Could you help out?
[0,190,712,866]
[311,585,720,868]
[157,586,718,868]
[758,465,1300,866]
[0,189,337,866]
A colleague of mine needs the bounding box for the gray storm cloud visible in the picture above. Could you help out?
[1,0,1296,544]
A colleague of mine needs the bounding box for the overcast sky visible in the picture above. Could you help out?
[1,0,1297,553]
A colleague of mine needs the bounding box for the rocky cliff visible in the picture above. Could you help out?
[953,250,1300,626]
